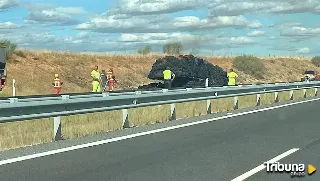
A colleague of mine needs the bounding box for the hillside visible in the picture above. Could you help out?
[1,50,319,97]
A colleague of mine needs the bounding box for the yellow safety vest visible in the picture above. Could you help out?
[163,70,172,80]
[53,78,62,88]
[91,70,100,82]
[227,72,238,85]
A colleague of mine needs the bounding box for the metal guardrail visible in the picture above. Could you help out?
[0,81,320,141]
[0,81,301,100]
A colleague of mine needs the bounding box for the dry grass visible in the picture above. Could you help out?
[0,92,7,97]
[0,88,317,151]
[3,50,320,96]
[3,51,162,96]
[0,50,320,151]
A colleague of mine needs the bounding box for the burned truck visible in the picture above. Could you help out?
[138,55,228,90]
[0,46,7,91]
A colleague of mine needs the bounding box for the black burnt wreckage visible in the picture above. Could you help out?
[138,54,228,90]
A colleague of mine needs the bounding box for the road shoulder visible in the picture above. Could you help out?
[0,96,318,161]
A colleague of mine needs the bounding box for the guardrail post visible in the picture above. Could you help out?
[256,94,261,106]
[205,78,209,87]
[121,91,140,128]
[233,96,238,110]
[315,88,318,96]
[163,88,176,121]
[204,86,211,114]
[289,90,294,100]
[122,109,130,128]
[170,103,176,121]
[12,79,16,97]
[303,89,307,98]
[53,95,69,141]
[53,117,62,141]
[274,92,279,103]
[206,100,212,114]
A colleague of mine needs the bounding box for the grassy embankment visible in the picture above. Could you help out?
[0,50,319,151]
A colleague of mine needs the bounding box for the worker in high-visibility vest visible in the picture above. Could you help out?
[163,67,175,89]
[52,74,63,94]
[100,70,108,92]
[227,69,238,86]
[91,65,101,92]
[108,75,118,91]
[106,68,113,80]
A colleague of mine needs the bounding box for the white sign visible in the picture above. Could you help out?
[264,162,305,177]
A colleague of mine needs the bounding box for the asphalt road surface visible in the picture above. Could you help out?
[0,98,319,181]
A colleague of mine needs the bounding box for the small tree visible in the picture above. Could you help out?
[311,56,320,67]
[138,45,152,55]
[233,55,266,79]
[163,42,183,55]
[0,39,17,58]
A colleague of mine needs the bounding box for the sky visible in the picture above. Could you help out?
[0,0,319,56]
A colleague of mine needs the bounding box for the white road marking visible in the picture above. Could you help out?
[0,98,319,166]
[231,148,300,181]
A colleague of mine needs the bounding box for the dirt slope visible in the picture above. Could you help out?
[1,50,318,97]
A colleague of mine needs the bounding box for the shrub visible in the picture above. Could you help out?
[311,56,320,67]
[233,55,266,79]
[163,42,182,55]
[14,50,27,58]
[138,45,152,55]
[0,39,17,58]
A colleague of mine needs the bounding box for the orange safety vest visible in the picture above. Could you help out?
[53,78,62,88]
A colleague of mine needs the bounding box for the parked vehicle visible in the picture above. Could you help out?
[0,46,7,91]
[301,70,320,82]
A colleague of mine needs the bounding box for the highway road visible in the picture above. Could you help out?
[0,98,319,181]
